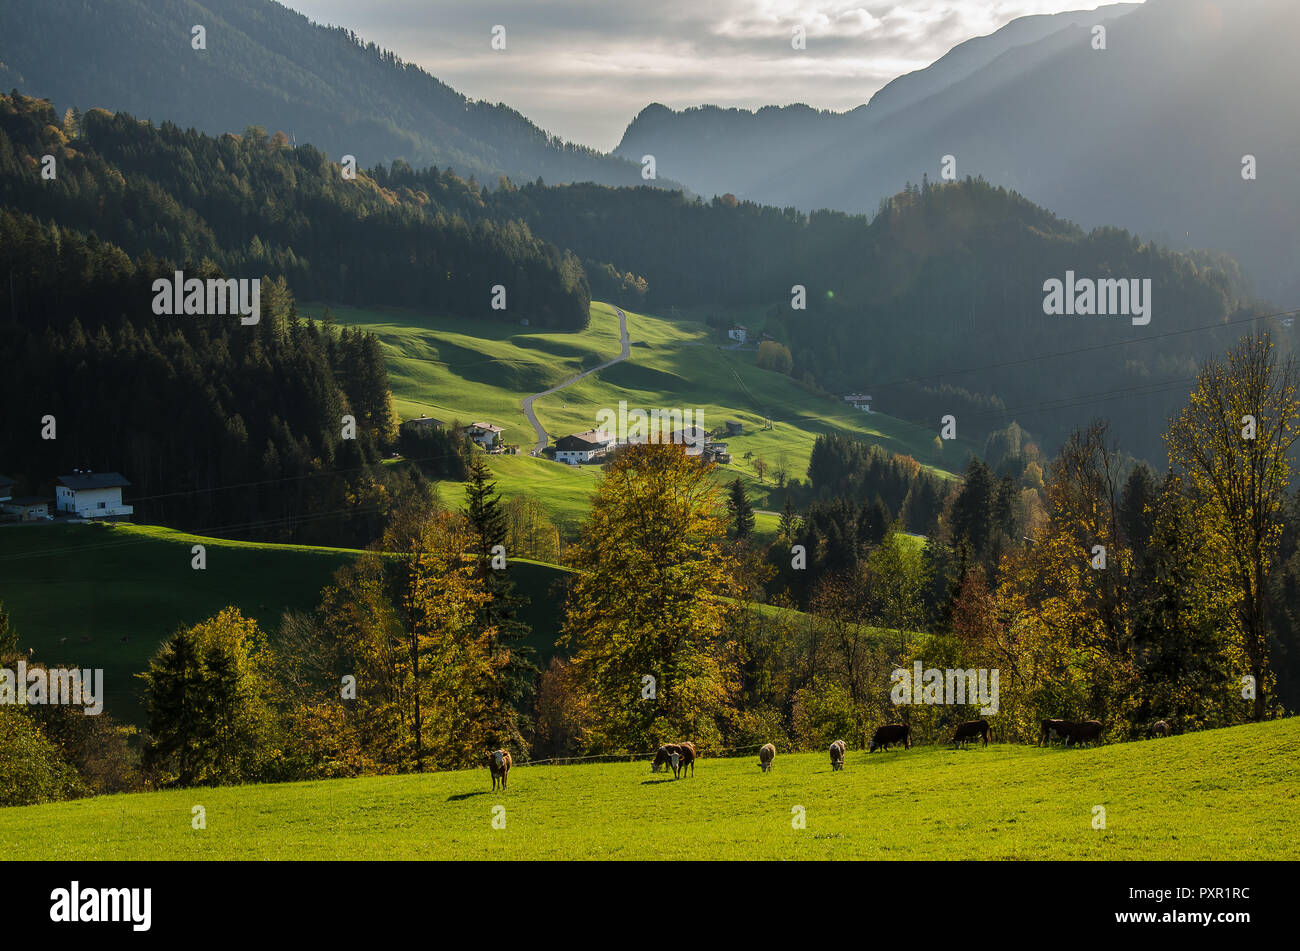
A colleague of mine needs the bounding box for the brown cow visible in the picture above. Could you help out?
[488,749,512,791]
[652,742,696,778]
[758,743,776,772]
[829,739,847,770]
[1147,720,1171,738]
[869,724,910,752]
[1039,719,1069,746]
[651,744,680,773]
[1065,720,1103,747]
[952,719,991,747]
[676,741,697,778]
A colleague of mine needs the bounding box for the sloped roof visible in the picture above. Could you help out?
[57,472,131,490]
[555,429,615,451]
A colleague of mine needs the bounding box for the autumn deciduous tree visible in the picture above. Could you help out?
[562,443,741,752]
[282,506,507,774]
[1167,333,1300,720]
[139,607,280,786]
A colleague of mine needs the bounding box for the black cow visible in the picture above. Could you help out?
[869,724,911,752]
[952,719,991,747]
[1039,719,1069,746]
[1065,720,1103,747]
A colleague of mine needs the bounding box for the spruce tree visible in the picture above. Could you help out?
[728,478,755,539]
[462,458,535,749]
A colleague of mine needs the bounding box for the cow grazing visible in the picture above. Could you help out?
[869,724,910,753]
[952,719,991,748]
[652,742,695,778]
[829,739,846,770]
[676,741,696,778]
[488,749,512,791]
[1039,719,1069,746]
[758,743,776,772]
[1065,720,1103,747]
[651,744,679,773]
[1147,720,1171,738]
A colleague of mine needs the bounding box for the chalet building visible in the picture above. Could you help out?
[2,496,50,521]
[843,392,873,413]
[465,422,505,451]
[399,414,444,435]
[725,420,744,436]
[704,441,731,464]
[554,429,615,465]
[727,325,749,344]
[55,471,133,519]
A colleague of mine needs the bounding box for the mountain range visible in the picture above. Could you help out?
[615,0,1300,306]
[0,0,660,189]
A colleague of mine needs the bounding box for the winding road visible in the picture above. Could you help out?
[522,305,631,455]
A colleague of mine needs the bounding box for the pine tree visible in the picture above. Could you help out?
[778,495,800,541]
[462,457,535,750]
[728,478,755,539]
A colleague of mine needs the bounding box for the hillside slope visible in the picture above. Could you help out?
[0,524,570,725]
[0,0,665,189]
[2,719,1294,859]
[320,300,970,533]
[615,4,1139,200]
[616,0,1300,304]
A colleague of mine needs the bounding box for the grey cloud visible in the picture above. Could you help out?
[284,1,1129,149]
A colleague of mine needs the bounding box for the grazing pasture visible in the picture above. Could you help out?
[0,524,570,726]
[317,300,968,536]
[1,719,1294,860]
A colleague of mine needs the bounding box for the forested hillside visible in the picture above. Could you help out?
[0,94,591,329]
[612,0,1300,307]
[0,0,662,190]
[484,176,1265,460]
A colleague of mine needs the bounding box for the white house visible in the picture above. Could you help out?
[465,422,505,451]
[843,392,873,413]
[554,429,615,465]
[55,471,133,519]
[727,325,749,344]
[0,475,14,503]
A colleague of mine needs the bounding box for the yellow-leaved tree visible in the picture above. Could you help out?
[1166,332,1300,720]
[562,443,741,753]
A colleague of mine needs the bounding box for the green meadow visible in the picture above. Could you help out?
[1,719,1294,860]
[0,524,570,726]
[310,301,972,533]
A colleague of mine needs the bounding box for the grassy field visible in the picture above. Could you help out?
[1,719,1294,859]
[309,301,973,535]
[0,524,570,726]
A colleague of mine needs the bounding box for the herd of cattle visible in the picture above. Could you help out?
[486,717,1175,786]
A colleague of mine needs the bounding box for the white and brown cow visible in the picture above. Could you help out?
[758,743,776,772]
[488,749,512,790]
[829,739,846,770]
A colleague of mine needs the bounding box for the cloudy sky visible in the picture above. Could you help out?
[282,1,1128,151]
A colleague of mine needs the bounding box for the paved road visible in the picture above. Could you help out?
[522,306,631,456]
